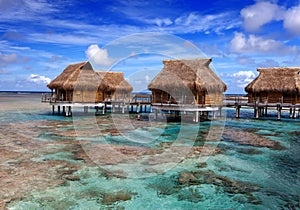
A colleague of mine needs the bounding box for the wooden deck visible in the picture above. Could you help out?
[42,93,153,116]
[224,96,300,119]
[41,93,300,120]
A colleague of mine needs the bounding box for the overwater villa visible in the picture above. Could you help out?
[148,58,227,122]
[45,61,133,115]
[47,61,132,103]
[245,67,300,104]
[229,67,300,119]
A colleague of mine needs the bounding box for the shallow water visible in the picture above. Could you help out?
[0,93,299,209]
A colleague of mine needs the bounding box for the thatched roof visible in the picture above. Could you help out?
[47,61,132,92]
[96,71,133,92]
[245,67,300,93]
[148,58,227,93]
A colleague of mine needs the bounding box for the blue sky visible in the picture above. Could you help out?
[1,0,300,93]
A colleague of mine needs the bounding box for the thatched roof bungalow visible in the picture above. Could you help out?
[245,67,300,104]
[47,61,133,103]
[148,58,226,106]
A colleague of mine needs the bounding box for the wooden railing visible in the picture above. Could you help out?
[41,93,52,102]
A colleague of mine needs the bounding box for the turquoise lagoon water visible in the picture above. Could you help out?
[0,93,299,209]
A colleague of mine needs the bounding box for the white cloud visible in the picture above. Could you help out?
[233,70,255,79]
[173,12,239,34]
[240,1,300,35]
[0,0,59,22]
[240,1,284,32]
[28,74,51,84]
[284,5,300,35]
[230,32,299,54]
[0,53,18,67]
[85,45,114,66]
[232,70,256,88]
[144,18,173,27]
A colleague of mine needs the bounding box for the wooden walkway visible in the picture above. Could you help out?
[42,93,300,120]
[224,96,300,119]
[41,93,153,116]
[42,93,222,122]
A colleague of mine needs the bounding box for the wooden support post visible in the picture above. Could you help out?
[298,108,300,118]
[95,106,99,115]
[52,105,55,115]
[253,100,258,118]
[65,106,69,116]
[84,106,88,113]
[258,107,262,117]
[213,111,216,120]
[122,103,125,114]
[219,106,222,118]
[293,107,296,119]
[58,106,61,115]
[154,109,158,120]
[62,106,66,115]
[255,107,259,119]
[131,105,133,113]
[66,106,71,117]
[265,106,268,116]
[102,106,105,114]
[205,111,209,120]
[112,104,115,113]
[195,111,199,123]
[139,103,142,113]
[277,104,281,120]
[235,104,240,118]
[289,108,293,118]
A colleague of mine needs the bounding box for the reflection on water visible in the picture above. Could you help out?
[0,93,299,209]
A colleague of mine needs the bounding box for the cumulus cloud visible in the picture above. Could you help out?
[28,74,51,84]
[284,5,300,35]
[230,32,298,54]
[85,44,114,66]
[240,1,285,32]
[232,70,256,88]
[240,1,300,35]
